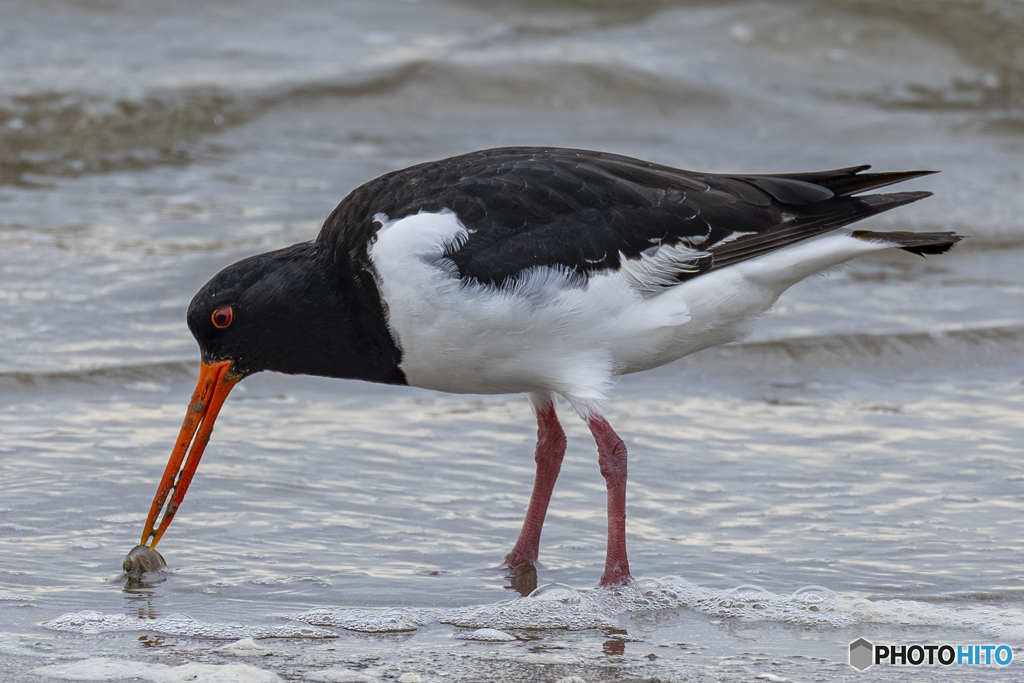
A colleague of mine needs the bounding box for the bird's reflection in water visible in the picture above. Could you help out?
[505,566,538,596]
[122,582,160,622]
[603,628,629,656]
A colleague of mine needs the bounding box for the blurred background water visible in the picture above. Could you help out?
[1,1,1023,681]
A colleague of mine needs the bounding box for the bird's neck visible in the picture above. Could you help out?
[260,244,406,385]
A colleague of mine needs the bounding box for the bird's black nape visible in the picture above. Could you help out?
[186,241,405,385]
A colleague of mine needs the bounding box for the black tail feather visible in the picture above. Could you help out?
[709,191,937,270]
[851,230,964,256]
[751,166,939,197]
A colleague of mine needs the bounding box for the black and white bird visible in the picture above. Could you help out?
[139,147,960,587]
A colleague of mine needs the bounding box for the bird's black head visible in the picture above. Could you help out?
[186,241,404,383]
[141,239,404,551]
[188,242,325,378]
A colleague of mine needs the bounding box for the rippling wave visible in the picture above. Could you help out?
[719,324,1024,367]
[832,0,1024,109]
[3,0,1023,184]
[2,324,1017,393]
[0,360,196,393]
[0,65,421,184]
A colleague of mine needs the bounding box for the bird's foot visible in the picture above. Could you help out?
[598,560,632,588]
[502,546,537,574]
[598,572,633,588]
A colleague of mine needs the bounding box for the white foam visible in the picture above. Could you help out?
[293,608,425,633]
[216,638,273,657]
[287,577,1024,639]
[33,658,280,682]
[43,612,335,639]
[834,595,1024,639]
[442,582,614,631]
[0,593,33,601]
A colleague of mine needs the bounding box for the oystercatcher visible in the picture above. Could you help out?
[139,147,960,587]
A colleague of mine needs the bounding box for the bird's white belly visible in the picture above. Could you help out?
[368,210,889,416]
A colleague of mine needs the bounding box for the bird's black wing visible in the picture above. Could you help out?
[318,147,942,287]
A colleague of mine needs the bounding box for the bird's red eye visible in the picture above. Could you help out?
[212,307,233,329]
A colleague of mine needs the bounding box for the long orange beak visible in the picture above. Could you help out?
[140,360,239,549]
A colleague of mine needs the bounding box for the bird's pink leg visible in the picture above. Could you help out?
[504,401,566,572]
[589,417,632,587]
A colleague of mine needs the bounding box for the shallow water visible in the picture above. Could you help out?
[2,1,1024,681]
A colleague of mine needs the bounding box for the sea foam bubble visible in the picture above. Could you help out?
[42,611,335,640]
[287,576,1024,639]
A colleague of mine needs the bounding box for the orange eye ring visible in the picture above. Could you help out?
[211,307,233,329]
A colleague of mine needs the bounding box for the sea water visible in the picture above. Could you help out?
[1,1,1023,680]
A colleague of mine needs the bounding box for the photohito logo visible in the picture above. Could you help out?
[848,639,1013,670]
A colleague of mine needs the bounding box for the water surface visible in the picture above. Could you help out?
[2,1,1023,680]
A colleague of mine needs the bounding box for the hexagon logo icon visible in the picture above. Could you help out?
[849,638,874,670]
